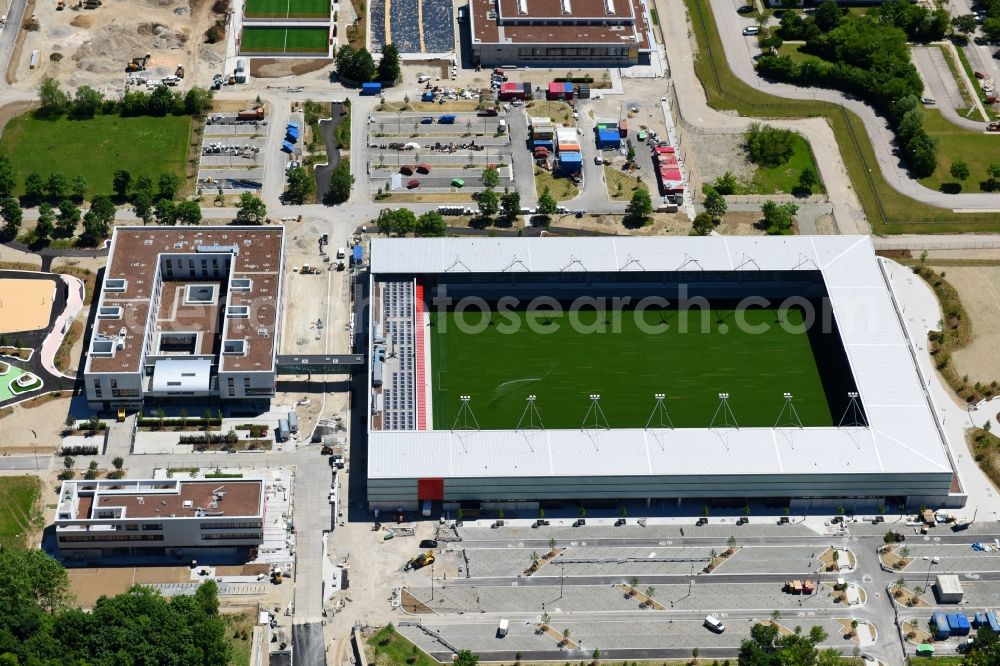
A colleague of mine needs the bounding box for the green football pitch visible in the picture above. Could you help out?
[244,0,329,18]
[430,304,851,430]
[240,27,330,53]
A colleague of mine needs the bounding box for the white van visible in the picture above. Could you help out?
[742,26,760,36]
[336,247,346,259]
[497,619,509,638]
[704,615,725,633]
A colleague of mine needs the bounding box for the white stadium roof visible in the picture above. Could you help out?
[368,236,954,483]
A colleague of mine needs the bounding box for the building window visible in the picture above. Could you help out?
[141,523,163,531]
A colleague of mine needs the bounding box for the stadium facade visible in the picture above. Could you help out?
[365,236,965,511]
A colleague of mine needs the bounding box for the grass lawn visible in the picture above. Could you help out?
[430,303,846,430]
[535,168,578,201]
[244,0,329,18]
[222,610,256,666]
[917,110,1000,193]
[909,658,962,666]
[684,0,1000,233]
[0,476,42,549]
[0,113,191,198]
[750,132,825,195]
[525,100,575,127]
[604,165,648,200]
[776,42,822,66]
[366,627,437,666]
[240,27,329,53]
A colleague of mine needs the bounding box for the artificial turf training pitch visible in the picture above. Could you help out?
[431,304,847,430]
[244,0,330,18]
[240,27,330,53]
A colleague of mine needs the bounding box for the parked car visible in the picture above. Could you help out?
[696,517,708,526]
[704,615,725,633]
[737,4,753,13]
[419,539,438,548]
[532,519,550,528]
[742,26,760,36]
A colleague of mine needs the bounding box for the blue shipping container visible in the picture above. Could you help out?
[361,82,382,95]
[975,612,988,628]
[948,613,971,635]
[597,128,621,148]
[533,140,554,150]
[933,612,950,639]
[422,91,434,101]
[987,611,1000,633]
[352,245,363,264]
[439,114,456,124]
[281,141,294,153]
[558,151,583,164]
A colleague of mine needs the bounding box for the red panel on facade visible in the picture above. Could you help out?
[417,478,444,500]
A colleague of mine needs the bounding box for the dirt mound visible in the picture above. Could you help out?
[70,15,93,28]
[73,20,187,72]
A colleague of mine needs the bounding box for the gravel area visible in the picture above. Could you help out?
[936,266,1000,385]
[682,130,754,190]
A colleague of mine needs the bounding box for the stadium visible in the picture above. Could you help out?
[365,237,965,512]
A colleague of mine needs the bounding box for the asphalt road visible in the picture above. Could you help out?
[0,455,50,470]
[911,45,985,130]
[292,622,326,666]
[0,0,28,77]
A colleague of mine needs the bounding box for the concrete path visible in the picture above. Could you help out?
[39,274,84,379]
[911,45,986,131]
[707,0,1000,212]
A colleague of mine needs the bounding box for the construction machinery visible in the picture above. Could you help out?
[405,551,435,571]
[175,64,184,79]
[126,54,150,73]
[238,106,265,121]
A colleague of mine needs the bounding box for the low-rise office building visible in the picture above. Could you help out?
[55,478,265,560]
[84,226,285,411]
[468,0,654,67]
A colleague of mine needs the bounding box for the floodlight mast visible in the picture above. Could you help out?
[452,395,481,431]
[645,393,674,430]
[516,394,544,431]
[774,392,803,429]
[838,391,868,428]
[581,394,610,430]
[709,392,739,429]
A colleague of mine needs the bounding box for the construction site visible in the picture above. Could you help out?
[7,0,230,92]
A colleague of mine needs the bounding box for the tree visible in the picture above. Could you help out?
[154,198,177,225]
[175,200,202,225]
[738,622,838,666]
[477,188,499,220]
[964,626,1000,664]
[378,42,401,83]
[68,175,88,201]
[285,166,314,205]
[644,586,655,601]
[326,160,354,205]
[500,190,521,222]
[745,123,796,167]
[591,648,600,664]
[797,166,819,195]
[72,85,103,119]
[951,13,976,37]
[56,200,80,237]
[415,210,446,237]
[690,647,699,664]
[47,172,69,199]
[0,197,22,240]
[158,172,180,200]
[0,155,15,198]
[713,171,738,195]
[703,190,727,219]
[692,212,715,236]
[985,18,1000,45]
[63,456,75,470]
[112,456,124,471]
[235,193,267,224]
[89,195,116,226]
[39,77,69,117]
[82,210,109,244]
[134,174,154,196]
[624,188,653,228]
[537,186,557,218]
[335,45,377,83]
[183,87,215,116]
[481,166,500,189]
[147,84,176,116]
[24,172,46,201]
[761,200,797,235]
[35,202,55,241]
[950,160,970,187]
[540,611,550,628]
[377,208,416,236]
[814,0,842,32]
[454,650,479,666]
[727,535,737,552]
[133,190,154,224]
[626,144,636,164]
[113,169,132,199]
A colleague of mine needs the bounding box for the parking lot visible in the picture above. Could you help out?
[196,113,268,193]
[367,111,514,195]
